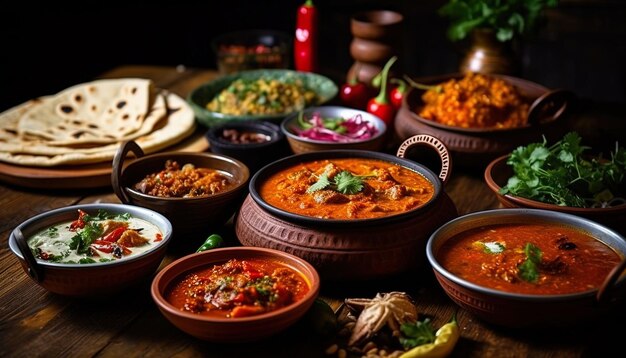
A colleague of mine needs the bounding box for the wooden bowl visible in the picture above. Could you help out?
[235,135,458,281]
[8,203,173,296]
[281,106,387,154]
[150,247,320,342]
[112,140,250,252]
[485,154,626,235]
[394,73,575,166]
[427,209,626,327]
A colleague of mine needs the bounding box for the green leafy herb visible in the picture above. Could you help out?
[69,222,103,254]
[44,227,59,238]
[79,258,97,264]
[500,132,626,207]
[306,171,374,195]
[439,0,559,42]
[518,243,542,283]
[399,318,436,349]
[83,210,130,223]
[482,241,505,254]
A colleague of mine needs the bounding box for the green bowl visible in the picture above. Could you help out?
[187,69,338,128]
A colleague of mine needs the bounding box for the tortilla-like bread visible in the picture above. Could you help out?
[0,91,195,166]
[17,78,154,145]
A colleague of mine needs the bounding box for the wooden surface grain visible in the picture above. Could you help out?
[0,66,624,358]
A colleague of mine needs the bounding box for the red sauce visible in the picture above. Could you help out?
[166,259,310,318]
[438,224,622,295]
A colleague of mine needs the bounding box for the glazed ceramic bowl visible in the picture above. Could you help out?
[235,135,458,281]
[485,154,626,235]
[187,69,338,128]
[8,203,173,296]
[151,247,320,342]
[281,106,387,154]
[112,140,249,252]
[394,73,575,166]
[426,209,626,327]
[206,120,289,173]
[212,29,291,74]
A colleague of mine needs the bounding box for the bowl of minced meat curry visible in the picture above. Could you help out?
[235,135,459,280]
[188,69,338,128]
[394,72,575,166]
[112,141,249,252]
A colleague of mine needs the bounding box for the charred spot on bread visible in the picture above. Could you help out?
[72,131,86,138]
[131,87,137,94]
[122,114,130,120]
[60,105,74,114]
[91,104,97,111]
[74,94,82,102]
[117,100,127,109]
[88,124,99,129]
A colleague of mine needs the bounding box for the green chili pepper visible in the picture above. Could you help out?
[196,234,224,252]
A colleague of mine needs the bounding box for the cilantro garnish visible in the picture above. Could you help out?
[399,318,436,349]
[482,242,505,254]
[518,243,542,283]
[307,170,374,195]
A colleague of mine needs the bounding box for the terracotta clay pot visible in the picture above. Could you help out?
[235,134,457,281]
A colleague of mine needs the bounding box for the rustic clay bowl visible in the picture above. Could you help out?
[235,134,458,281]
[206,120,288,174]
[8,203,173,296]
[427,209,626,327]
[394,73,575,166]
[112,140,249,252]
[485,154,626,235]
[281,106,387,154]
[151,247,320,342]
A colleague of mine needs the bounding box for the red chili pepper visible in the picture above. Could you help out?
[294,0,318,72]
[69,209,88,231]
[155,233,163,242]
[102,227,126,243]
[366,56,398,127]
[389,78,407,110]
[91,240,114,253]
[340,65,371,110]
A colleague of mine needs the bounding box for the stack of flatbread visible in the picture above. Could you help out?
[0,78,195,166]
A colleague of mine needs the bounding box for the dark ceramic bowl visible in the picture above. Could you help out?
[187,69,338,128]
[281,106,387,154]
[394,73,575,166]
[212,29,291,75]
[485,154,626,235]
[426,209,626,327]
[151,247,320,342]
[8,203,172,296]
[112,141,249,252]
[206,120,288,174]
[235,135,458,280]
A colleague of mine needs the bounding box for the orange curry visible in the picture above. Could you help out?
[259,158,434,220]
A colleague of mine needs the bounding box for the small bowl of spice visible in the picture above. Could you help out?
[206,121,288,173]
[281,106,387,154]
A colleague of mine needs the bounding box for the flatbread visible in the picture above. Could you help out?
[17,78,155,145]
[0,91,195,166]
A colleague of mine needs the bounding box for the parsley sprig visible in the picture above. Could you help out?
[518,243,542,283]
[500,132,626,207]
[307,171,374,195]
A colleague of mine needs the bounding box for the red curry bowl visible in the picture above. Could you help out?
[150,247,320,342]
[426,208,626,327]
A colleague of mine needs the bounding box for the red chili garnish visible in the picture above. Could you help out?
[102,227,126,243]
[367,56,398,127]
[155,233,163,242]
[91,240,114,253]
[294,0,318,72]
[69,209,88,231]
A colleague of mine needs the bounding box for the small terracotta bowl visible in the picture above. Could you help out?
[426,209,626,327]
[151,247,320,342]
[112,140,249,252]
[8,203,173,296]
[281,106,387,154]
[206,120,288,173]
[485,154,626,235]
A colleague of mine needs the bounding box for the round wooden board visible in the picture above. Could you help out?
[0,130,209,190]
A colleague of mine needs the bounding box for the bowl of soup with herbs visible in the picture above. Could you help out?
[8,203,172,296]
[426,208,626,327]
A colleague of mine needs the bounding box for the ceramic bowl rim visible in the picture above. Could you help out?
[248,149,443,226]
[150,246,320,323]
[8,203,173,268]
[280,105,387,146]
[426,208,626,302]
[121,151,250,202]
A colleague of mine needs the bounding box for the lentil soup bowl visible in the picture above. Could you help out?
[235,134,458,281]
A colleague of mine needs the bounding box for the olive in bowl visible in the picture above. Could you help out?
[426,208,626,327]
[8,203,173,296]
[111,140,249,252]
[205,121,288,173]
[281,106,387,154]
[151,247,320,342]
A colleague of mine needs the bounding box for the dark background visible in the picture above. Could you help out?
[1,0,625,113]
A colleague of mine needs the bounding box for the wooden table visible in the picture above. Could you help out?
[1,66,623,358]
